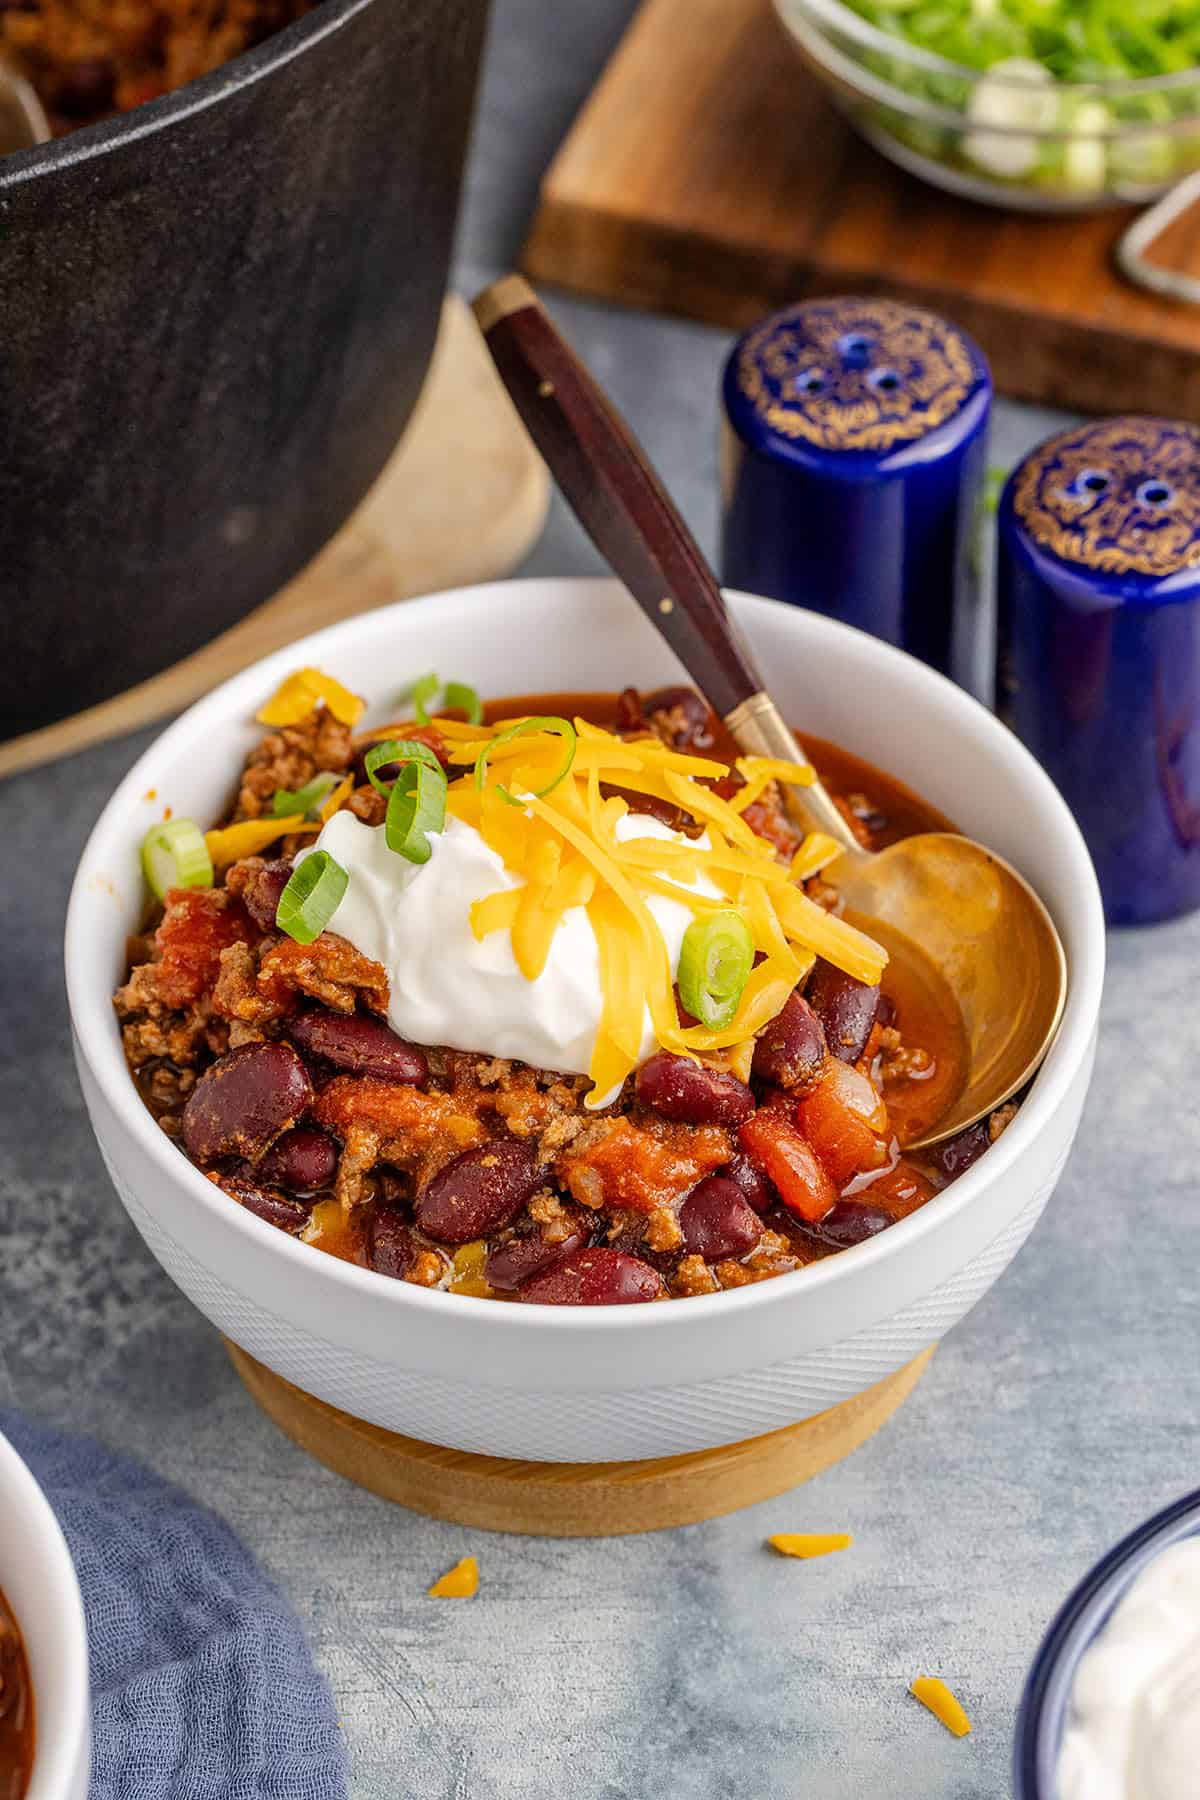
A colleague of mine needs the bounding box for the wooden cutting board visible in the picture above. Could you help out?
[0,296,549,779]
[523,0,1200,419]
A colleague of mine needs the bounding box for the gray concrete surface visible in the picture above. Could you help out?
[3,3,1198,1794]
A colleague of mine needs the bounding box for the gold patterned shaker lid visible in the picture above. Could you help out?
[728,297,987,455]
[1011,418,1200,580]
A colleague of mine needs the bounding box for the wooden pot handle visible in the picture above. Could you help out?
[473,275,763,720]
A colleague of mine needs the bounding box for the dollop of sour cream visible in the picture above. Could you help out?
[311,807,722,1095]
[1058,1538,1200,1800]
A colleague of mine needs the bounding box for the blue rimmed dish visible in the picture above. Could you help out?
[1015,1487,1200,1800]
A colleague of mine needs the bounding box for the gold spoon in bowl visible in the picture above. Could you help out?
[473,276,1067,1149]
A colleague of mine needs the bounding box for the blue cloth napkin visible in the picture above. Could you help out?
[1,1409,348,1800]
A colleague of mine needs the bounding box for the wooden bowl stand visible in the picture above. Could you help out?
[226,1341,934,1536]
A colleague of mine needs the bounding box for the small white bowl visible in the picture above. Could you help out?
[66,578,1105,1463]
[0,1429,91,1800]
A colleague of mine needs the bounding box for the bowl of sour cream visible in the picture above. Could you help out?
[1015,1489,1200,1800]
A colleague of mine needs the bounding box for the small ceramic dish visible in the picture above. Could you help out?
[65,577,1105,1463]
[0,1428,90,1799]
[1015,1487,1200,1798]
[774,0,1200,212]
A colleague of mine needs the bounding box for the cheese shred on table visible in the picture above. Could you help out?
[910,1676,972,1737]
[767,1533,853,1559]
[428,1555,479,1599]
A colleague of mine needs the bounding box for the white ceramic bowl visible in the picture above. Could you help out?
[0,1430,90,1799]
[66,578,1105,1463]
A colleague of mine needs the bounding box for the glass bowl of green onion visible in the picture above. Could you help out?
[773,0,1200,210]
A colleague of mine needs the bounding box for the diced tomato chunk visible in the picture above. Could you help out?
[558,1117,730,1214]
[738,1112,837,1224]
[400,724,451,768]
[857,1160,938,1218]
[795,1060,890,1188]
[153,888,255,1009]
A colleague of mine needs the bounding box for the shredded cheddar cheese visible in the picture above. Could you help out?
[318,775,355,823]
[425,717,885,1104]
[768,1533,853,1559]
[910,1677,972,1737]
[256,667,365,727]
[205,813,320,870]
[428,1556,479,1599]
[789,832,844,883]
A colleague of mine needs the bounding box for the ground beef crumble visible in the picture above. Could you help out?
[233,711,353,821]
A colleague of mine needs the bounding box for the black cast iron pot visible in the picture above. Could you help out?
[0,0,489,740]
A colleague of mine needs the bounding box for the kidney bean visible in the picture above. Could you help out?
[288,1010,428,1085]
[258,1126,338,1195]
[414,1141,542,1245]
[926,1120,990,1183]
[600,785,690,834]
[680,1177,763,1261]
[517,1247,664,1305]
[726,1151,777,1214]
[636,1051,754,1126]
[752,990,826,1090]
[218,1172,310,1234]
[806,960,881,1064]
[640,685,718,752]
[484,1228,588,1292]
[368,1207,422,1280]
[183,1042,312,1163]
[241,859,292,932]
[814,1199,893,1249]
[613,687,643,734]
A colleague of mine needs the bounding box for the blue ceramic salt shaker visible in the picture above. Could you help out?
[997,417,1200,927]
[720,297,992,683]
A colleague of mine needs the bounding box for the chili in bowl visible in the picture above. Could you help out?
[112,673,1013,1304]
[0,1587,33,1800]
[66,577,1104,1462]
[0,1431,89,1800]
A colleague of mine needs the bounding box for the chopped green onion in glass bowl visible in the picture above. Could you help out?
[774,0,1200,211]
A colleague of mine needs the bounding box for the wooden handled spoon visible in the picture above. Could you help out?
[473,275,1067,1148]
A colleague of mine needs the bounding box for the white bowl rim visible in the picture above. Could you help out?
[0,1428,90,1800]
[65,575,1106,1334]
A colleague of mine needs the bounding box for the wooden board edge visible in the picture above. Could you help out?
[524,194,1200,421]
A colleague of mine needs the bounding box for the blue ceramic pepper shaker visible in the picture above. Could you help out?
[720,297,992,683]
[997,416,1200,926]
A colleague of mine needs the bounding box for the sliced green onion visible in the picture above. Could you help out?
[442,680,483,725]
[406,672,483,727]
[474,715,577,808]
[385,759,447,863]
[409,672,440,725]
[141,819,213,901]
[676,910,755,1030]
[363,737,442,797]
[271,771,338,818]
[275,850,349,945]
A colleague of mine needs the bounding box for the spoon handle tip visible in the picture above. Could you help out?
[473,273,764,721]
